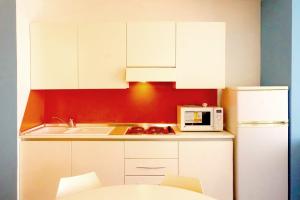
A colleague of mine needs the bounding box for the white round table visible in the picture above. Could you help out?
[60,185,216,200]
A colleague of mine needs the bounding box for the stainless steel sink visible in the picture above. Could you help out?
[30,127,69,134]
[63,127,114,135]
[30,126,114,135]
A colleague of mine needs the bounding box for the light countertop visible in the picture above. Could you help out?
[20,123,234,140]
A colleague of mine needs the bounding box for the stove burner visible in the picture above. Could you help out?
[126,126,175,135]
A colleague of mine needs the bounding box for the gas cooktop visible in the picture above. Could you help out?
[125,126,175,135]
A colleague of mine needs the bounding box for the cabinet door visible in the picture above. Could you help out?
[176,22,225,89]
[30,23,78,89]
[127,22,175,67]
[125,141,178,159]
[78,23,128,89]
[125,159,178,176]
[72,141,124,186]
[20,141,71,200]
[179,141,233,200]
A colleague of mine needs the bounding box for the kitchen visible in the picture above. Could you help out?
[1,0,299,200]
[20,20,235,200]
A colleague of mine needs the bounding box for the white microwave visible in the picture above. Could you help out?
[177,105,223,132]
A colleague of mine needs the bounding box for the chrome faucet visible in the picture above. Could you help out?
[52,117,76,128]
[68,118,75,128]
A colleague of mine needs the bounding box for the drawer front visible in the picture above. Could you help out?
[125,176,165,185]
[125,159,178,175]
[125,141,178,158]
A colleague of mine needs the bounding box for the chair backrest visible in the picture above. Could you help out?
[160,174,203,193]
[56,172,101,199]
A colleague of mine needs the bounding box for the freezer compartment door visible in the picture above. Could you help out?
[237,90,288,123]
[235,126,288,200]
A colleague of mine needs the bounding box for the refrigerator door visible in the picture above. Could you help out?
[236,125,288,200]
[237,89,288,123]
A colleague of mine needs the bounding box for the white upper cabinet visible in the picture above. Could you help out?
[30,22,226,88]
[176,22,226,89]
[30,23,78,89]
[127,22,176,67]
[78,23,128,89]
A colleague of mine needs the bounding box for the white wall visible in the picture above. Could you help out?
[17,0,261,126]
[17,17,30,130]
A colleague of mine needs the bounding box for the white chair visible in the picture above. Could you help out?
[160,174,203,193]
[56,172,101,199]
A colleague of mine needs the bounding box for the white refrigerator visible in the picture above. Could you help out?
[222,86,288,200]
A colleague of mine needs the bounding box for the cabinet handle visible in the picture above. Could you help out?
[136,166,166,169]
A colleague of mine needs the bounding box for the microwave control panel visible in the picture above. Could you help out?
[213,108,223,131]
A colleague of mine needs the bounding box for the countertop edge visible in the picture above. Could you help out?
[19,124,234,140]
[19,132,234,140]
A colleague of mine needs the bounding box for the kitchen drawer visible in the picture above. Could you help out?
[125,176,165,185]
[125,141,178,158]
[125,159,178,176]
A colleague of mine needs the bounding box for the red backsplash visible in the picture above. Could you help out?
[20,82,217,130]
[20,90,45,132]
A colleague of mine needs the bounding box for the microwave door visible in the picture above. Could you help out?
[183,110,213,131]
[184,111,203,125]
[203,111,213,127]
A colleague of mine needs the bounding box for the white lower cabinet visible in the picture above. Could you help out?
[125,141,178,159]
[20,140,233,200]
[124,141,179,185]
[72,141,124,186]
[20,141,72,200]
[125,159,178,176]
[179,141,233,200]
